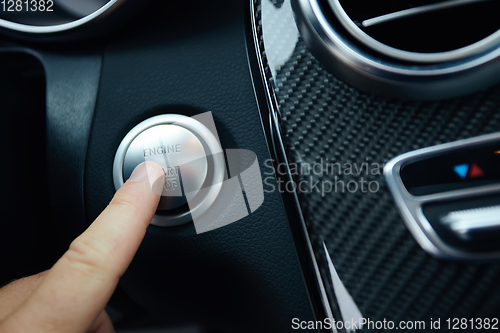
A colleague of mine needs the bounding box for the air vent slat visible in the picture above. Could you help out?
[361,0,492,28]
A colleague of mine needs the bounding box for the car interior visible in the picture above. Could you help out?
[1,0,500,332]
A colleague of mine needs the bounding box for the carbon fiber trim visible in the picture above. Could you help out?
[254,0,500,330]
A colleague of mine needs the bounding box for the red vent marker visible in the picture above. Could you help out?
[468,164,484,178]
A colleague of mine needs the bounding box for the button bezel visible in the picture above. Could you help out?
[113,114,225,227]
[384,132,500,261]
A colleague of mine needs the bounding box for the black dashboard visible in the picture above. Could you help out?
[1,0,500,332]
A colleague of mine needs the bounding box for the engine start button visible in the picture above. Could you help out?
[113,114,225,227]
[122,125,208,211]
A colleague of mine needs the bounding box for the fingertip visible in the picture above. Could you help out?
[127,161,163,182]
[124,161,164,196]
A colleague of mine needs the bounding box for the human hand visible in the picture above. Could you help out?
[0,162,164,333]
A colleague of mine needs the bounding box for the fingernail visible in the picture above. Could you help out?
[128,162,155,181]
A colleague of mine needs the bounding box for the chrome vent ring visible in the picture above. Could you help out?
[291,0,500,100]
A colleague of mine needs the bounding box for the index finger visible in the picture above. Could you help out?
[0,161,164,333]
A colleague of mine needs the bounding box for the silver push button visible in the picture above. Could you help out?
[113,114,225,227]
[122,125,208,211]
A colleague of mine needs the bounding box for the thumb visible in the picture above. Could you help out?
[0,161,164,333]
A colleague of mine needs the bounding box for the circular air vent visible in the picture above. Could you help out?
[291,0,500,99]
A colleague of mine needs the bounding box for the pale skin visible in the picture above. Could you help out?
[0,161,164,333]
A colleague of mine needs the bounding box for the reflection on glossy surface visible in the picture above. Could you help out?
[259,0,364,327]
[261,0,298,78]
